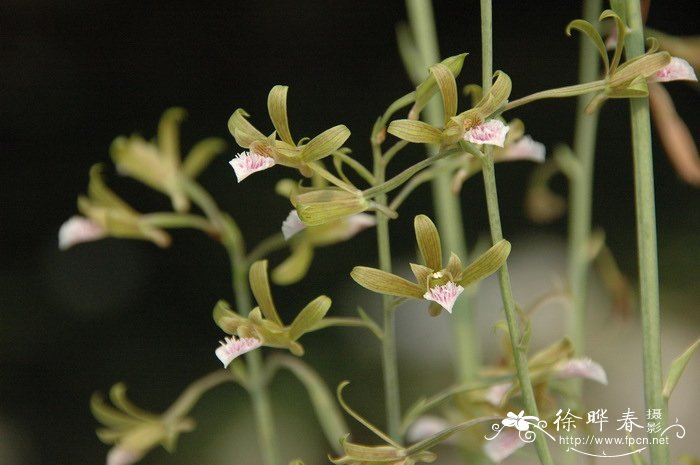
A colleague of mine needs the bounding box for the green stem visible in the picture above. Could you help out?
[182,179,281,465]
[504,80,606,112]
[363,147,460,198]
[371,140,402,441]
[245,232,287,266]
[405,0,479,383]
[568,0,602,360]
[141,212,214,233]
[479,2,553,465]
[163,370,236,421]
[333,150,376,184]
[621,2,668,465]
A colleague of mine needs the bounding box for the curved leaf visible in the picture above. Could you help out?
[289,295,332,341]
[430,62,458,122]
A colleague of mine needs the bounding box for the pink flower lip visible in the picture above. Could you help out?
[229,151,276,182]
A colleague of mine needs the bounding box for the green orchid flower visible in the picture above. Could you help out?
[111,108,226,212]
[213,260,331,365]
[351,215,510,315]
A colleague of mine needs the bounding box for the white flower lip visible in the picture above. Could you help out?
[229,151,276,182]
[215,336,262,368]
[500,135,546,163]
[464,119,510,147]
[423,281,464,313]
[58,215,107,250]
[651,57,698,83]
[281,210,306,240]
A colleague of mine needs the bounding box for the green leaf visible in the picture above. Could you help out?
[289,295,332,341]
[386,119,443,144]
[181,138,227,178]
[227,108,265,148]
[458,239,511,286]
[299,125,351,162]
[430,63,458,122]
[414,215,442,270]
[267,85,294,145]
[249,260,283,326]
[351,267,423,299]
[90,388,141,430]
[663,337,700,400]
[607,74,649,98]
[566,19,609,75]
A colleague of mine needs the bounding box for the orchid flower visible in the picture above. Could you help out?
[213,260,331,358]
[352,215,510,315]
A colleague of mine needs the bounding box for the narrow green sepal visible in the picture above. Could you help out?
[663,337,700,400]
[267,85,294,145]
[227,108,266,148]
[181,138,227,178]
[289,295,332,341]
[271,241,314,286]
[412,53,467,117]
[457,239,511,287]
[414,214,442,270]
[566,18,609,75]
[430,62,458,122]
[299,125,351,162]
[249,260,284,326]
[387,120,443,144]
[351,266,424,299]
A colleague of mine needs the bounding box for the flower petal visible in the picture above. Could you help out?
[555,357,608,385]
[498,135,546,163]
[485,382,511,406]
[423,281,464,313]
[58,215,107,250]
[215,336,262,368]
[281,210,306,240]
[650,57,698,83]
[229,151,275,182]
[406,415,450,443]
[464,119,510,147]
[484,428,525,462]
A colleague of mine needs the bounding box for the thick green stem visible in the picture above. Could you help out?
[405,0,479,383]
[479,1,553,464]
[372,142,402,441]
[182,179,280,465]
[567,0,602,360]
[621,2,668,464]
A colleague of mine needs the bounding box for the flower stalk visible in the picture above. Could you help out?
[182,178,281,465]
[479,1,553,464]
[619,1,668,465]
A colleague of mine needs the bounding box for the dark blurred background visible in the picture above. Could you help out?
[1,1,698,464]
